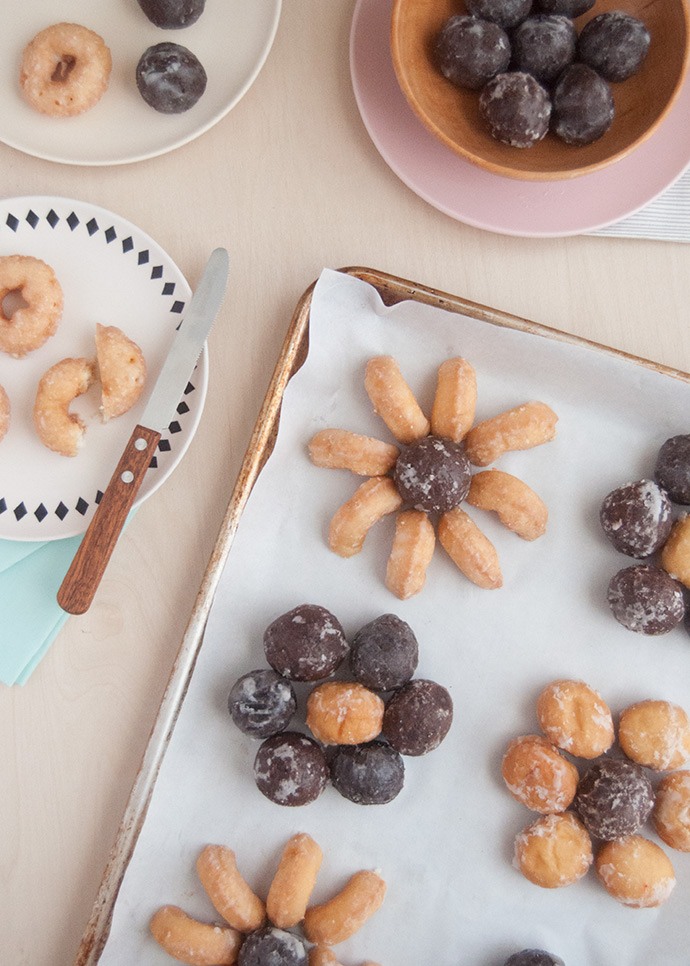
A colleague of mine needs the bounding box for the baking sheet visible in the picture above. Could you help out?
[97,268,690,966]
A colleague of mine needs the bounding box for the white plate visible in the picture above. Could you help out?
[0,195,208,541]
[0,0,281,165]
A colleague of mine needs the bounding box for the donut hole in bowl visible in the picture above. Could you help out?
[391,0,690,180]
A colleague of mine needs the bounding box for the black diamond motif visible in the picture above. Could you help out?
[0,498,6,514]
[138,250,149,265]
[151,265,163,279]
[14,503,27,520]
[162,282,175,295]
[87,218,99,236]
[67,212,80,231]
[34,504,48,522]
[122,236,134,253]
[47,209,59,228]
[169,421,182,434]
[149,456,158,469]
[105,226,117,243]
[95,490,104,504]
[26,210,38,228]
[55,502,68,520]
[76,497,89,515]
[177,401,190,415]
[159,439,172,452]
[6,214,18,232]
[184,382,195,395]
[171,300,184,314]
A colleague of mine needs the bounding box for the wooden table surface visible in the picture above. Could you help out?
[2,3,690,964]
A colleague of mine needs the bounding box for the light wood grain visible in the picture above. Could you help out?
[2,3,690,966]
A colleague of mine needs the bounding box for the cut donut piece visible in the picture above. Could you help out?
[95,323,147,421]
[33,357,96,456]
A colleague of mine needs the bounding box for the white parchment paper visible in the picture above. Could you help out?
[100,269,690,966]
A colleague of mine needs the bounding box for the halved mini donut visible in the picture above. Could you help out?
[95,323,146,421]
[33,357,96,456]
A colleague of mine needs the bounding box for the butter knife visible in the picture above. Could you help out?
[57,246,229,615]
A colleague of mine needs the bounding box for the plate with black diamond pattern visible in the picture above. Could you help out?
[0,196,209,541]
[0,1,281,165]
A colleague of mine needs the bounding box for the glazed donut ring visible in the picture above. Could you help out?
[0,385,10,443]
[33,357,96,457]
[20,23,112,118]
[0,255,63,357]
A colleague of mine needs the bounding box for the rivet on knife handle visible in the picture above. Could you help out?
[57,425,161,615]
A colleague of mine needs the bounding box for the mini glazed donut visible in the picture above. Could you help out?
[536,679,614,759]
[502,734,579,813]
[595,835,676,908]
[95,323,147,420]
[20,23,112,117]
[618,699,690,771]
[514,812,593,888]
[0,255,63,356]
[150,905,242,965]
[33,357,96,457]
[0,385,10,442]
[653,770,690,851]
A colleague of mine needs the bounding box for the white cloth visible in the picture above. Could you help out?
[594,168,690,241]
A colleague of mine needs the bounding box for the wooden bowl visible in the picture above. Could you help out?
[391,0,690,180]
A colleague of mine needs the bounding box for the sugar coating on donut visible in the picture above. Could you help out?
[599,479,673,559]
[653,770,690,852]
[575,758,654,840]
[619,699,690,771]
[95,323,147,421]
[502,734,578,813]
[595,835,675,908]
[0,385,10,443]
[536,679,614,759]
[20,23,112,118]
[0,255,63,357]
[514,811,593,888]
[33,357,97,457]
[306,681,384,746]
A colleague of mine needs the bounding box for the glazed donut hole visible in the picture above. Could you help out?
[536,679,614,759]
[306,681,384,746]
[514,812,593,888]
[618,699,690,771]
[501,734,579,814]
[595,835,676,908]
[653,770,690,852]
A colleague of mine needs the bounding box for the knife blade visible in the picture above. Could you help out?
[57,247,229,615]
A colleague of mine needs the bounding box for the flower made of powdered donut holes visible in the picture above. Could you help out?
[308,355,557,598]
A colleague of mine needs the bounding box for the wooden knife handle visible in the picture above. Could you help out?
[57,425,161,615]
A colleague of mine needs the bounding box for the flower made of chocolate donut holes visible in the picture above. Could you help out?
[308,355,558,599]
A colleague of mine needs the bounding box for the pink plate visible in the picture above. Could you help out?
[350,0,690,238]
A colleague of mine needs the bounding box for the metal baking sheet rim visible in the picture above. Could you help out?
[73,266,690,966]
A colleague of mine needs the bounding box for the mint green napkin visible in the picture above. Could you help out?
[0,537,80,686]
